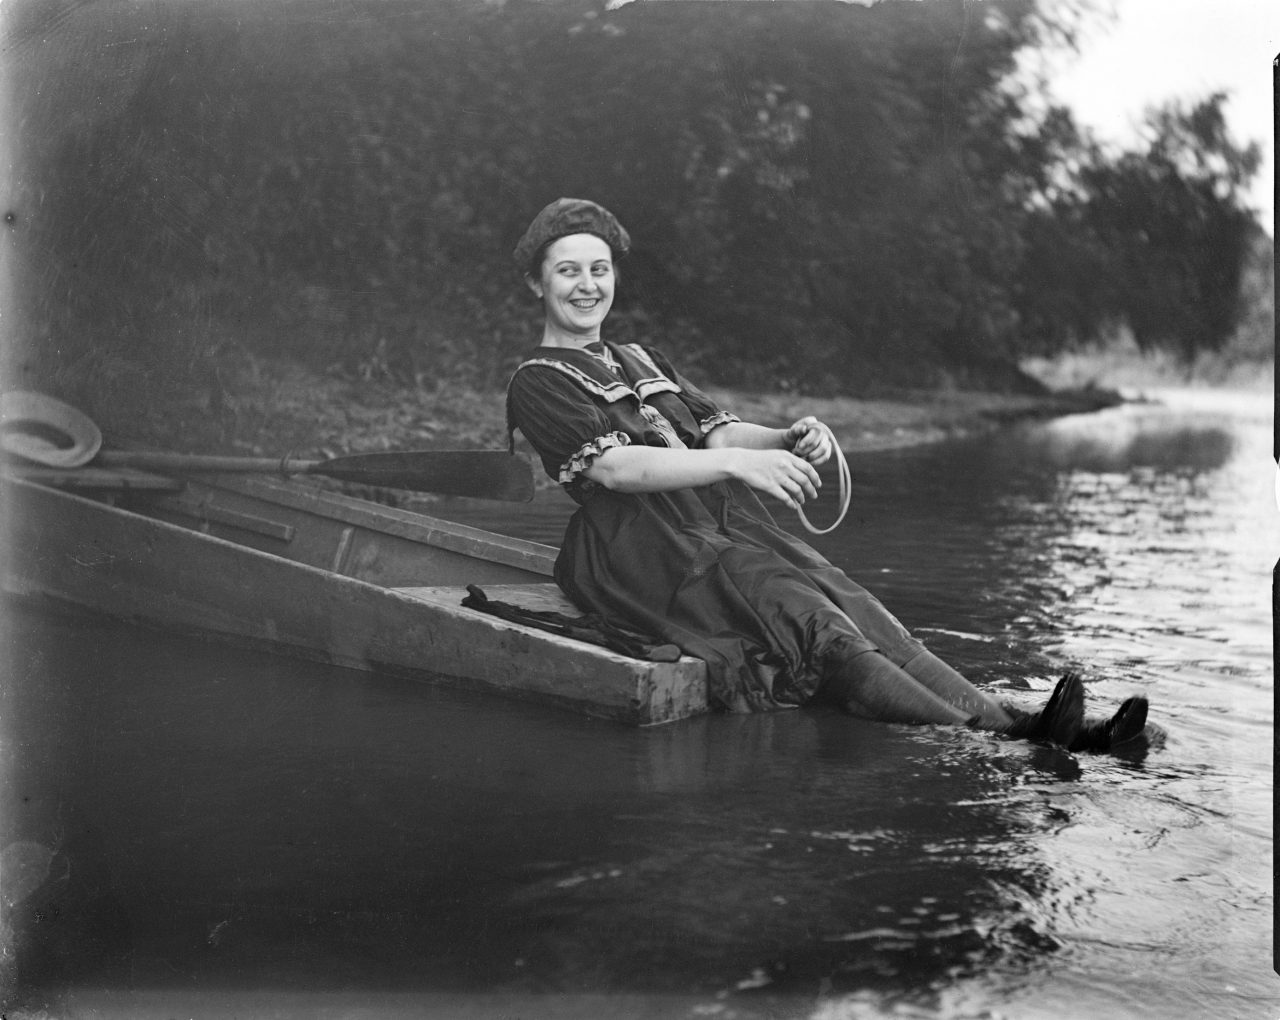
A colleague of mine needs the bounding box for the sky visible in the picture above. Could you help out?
[1043,0,1277,233]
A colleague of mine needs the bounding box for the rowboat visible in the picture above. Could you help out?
[0,465,708,725]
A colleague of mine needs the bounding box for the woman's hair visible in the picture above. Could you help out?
[514,197,630,277]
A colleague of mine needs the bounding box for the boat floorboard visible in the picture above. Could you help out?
[393,583,708,724]
[395,581,692,661]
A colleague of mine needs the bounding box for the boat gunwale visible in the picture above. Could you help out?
[181,473,560,577]
[1,464,560,577]
[0,471,480,601]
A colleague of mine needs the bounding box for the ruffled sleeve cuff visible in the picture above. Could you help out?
[699,411,741,435]
[557,431,631,485]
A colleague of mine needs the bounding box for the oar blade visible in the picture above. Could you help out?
[310,450,536,501]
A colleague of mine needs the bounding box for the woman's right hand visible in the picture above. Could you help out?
[726,449,822,510]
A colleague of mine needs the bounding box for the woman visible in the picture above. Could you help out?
[505,197,1152,752]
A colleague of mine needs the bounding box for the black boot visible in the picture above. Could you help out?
[1069,696,1162,754]
[998,672,1085,747]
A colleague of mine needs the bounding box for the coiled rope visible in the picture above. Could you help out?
[795,433,852,536]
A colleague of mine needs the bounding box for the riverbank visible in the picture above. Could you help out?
[703,385,1124,455]
[109,355,1130,478]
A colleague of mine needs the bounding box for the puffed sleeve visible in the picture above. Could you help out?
[507,365,631,487]
[644,346,741,439]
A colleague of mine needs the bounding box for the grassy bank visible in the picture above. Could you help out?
[97,353,1126,493]
[708,386,1123,454]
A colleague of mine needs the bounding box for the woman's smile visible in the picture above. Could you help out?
[530,233,616,346]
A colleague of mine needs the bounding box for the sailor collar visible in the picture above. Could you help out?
[515,342,682,404]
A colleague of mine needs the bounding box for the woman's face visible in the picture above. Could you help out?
[528,233,615,341]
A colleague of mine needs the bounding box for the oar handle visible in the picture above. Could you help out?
[93,448,536,500]
[96,451,318,474]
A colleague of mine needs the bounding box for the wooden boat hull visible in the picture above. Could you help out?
[0,470,708,725]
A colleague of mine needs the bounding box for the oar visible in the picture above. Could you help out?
[93,449,536,502]
[1,390,535,501]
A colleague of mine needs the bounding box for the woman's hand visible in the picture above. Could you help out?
[783,416,835,466]
[726,448,822,511]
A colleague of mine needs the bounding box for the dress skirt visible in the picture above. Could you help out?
[555,478,926,713]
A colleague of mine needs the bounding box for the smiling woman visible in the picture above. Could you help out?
[515,197,628,347]
[502,197,1158,753]
[527,234,617,343]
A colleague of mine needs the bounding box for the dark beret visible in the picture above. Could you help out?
[513,197,631,274]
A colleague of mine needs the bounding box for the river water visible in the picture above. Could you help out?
[2,388,1275,1019]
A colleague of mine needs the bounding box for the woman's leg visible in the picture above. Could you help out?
[811,588,1011,727]
[818,645,1143,752]
[817,649,975,725]
[899,648,1014,729]
[902,651,1105,746]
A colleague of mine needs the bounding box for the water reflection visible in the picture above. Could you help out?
[1022,405,1236,473]
[4,603,1092,1008]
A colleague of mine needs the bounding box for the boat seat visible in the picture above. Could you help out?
[394,582,578,616]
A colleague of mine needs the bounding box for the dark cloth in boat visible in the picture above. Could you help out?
[505,341,926,712]
[461,584,681,662]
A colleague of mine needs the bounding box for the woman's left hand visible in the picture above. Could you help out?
[784,417,834,465]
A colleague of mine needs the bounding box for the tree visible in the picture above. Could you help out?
[15,0,1260,412]
[1039,93,1261,362]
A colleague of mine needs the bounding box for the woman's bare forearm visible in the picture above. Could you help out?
[582,443,822,509]
[582,445,738,492]
[703,420,789,451]
[709,416,834,466]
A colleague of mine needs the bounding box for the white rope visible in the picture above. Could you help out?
[795,435,852,536]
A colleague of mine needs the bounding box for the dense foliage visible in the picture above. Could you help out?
[1014,93,1265,363]
[3,0,1267,421]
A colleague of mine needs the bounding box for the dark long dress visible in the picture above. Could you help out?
[506,341,926,713]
